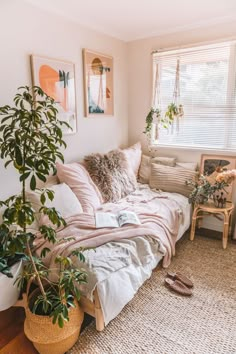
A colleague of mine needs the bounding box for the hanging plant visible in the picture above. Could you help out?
[144,57,184,140]
[165,103,184,125]
[144,108,161,134]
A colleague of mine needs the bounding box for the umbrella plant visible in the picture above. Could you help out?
[0,86,87,327]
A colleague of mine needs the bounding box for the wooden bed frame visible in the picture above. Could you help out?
[78,262,162,332]
[80,287,105,331]
[14,259,163,332]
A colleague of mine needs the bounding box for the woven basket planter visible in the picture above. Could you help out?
[24,288,84,354]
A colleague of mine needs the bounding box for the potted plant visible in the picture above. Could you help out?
[0,86,87,353]
[144,108,161,135]
[164,103,184,125]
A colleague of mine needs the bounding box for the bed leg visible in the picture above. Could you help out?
[94,288,105,331]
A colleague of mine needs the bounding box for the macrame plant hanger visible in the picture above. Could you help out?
[152,60,161,141]
[172,58,184,134]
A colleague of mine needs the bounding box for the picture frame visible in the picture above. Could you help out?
[30,55,77,134]
[83,49,114,117]
[200,154,236,201]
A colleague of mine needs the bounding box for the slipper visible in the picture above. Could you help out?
[165,278,193,296]
[167,271,193,288]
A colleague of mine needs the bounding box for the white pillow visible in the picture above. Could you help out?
[26,183,83,226]
[44,183,83,218]
[122,142,142,177]
[176,162,198,171]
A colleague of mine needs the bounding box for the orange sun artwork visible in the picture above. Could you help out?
[31,55,77,134]
[83,49,114,117]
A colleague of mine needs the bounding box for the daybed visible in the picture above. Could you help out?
[32,144,197,331]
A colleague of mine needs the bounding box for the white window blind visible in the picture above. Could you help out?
[152,41,236,150]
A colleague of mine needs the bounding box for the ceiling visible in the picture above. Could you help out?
[25,0,236,41]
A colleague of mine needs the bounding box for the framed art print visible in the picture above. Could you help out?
[200,154,236,176]
[30,55,77,134]
[83,49,114,117]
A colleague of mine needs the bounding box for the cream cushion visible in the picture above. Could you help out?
[176,162,198,171]
[149,163,198,197]
[138,155,176,185]
[138,155,151,184]
[123,142,142,177]
[152,156,176,167]
[56,162,103,213]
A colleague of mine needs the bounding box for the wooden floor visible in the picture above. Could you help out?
[0,307,37,354]
[0,306,93,354]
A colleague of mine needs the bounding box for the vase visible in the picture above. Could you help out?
[213,191,227,208]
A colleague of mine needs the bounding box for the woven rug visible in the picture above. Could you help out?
[70,235,236,354]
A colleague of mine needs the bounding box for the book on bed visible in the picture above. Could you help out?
[95,211,141,228]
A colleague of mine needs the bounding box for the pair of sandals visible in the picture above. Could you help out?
[165,271,193,296]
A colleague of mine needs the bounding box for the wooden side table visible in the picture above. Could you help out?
[190,201,234,249]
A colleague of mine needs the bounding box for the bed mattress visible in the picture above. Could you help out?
[78,184,191,325]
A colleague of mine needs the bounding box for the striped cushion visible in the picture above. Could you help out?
[149,163,198,197]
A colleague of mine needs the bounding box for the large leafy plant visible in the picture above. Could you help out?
[0,86,86,327]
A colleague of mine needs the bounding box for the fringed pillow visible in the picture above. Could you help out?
[84,150,137,203]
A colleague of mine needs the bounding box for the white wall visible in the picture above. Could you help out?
[0,0,128,200]
[127,23,236,232]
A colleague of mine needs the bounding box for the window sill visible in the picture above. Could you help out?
[149,144,236,155]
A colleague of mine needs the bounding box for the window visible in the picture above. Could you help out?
[152,41,236,150]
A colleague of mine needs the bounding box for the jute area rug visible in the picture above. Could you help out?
[70,235,236,354]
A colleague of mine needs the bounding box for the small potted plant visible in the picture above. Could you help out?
[0,86,87,353]
[165,103,184,125]
[144,108,161,135]
[187,170,236,206]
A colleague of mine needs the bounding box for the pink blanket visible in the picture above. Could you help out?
[35,188,182,268]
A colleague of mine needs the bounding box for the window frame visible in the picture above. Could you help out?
[151,41,236,152]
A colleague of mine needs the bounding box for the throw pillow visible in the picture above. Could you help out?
[26,183,83,224]
[122,142,142,176]
[56,162,103,213]
[149,163,198,197]
[151,156,176,167]
[84,149,137,203]
[36,174,59,189]
[138,155,177,184]
[176,162,198,171]
[138,154,151,184]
